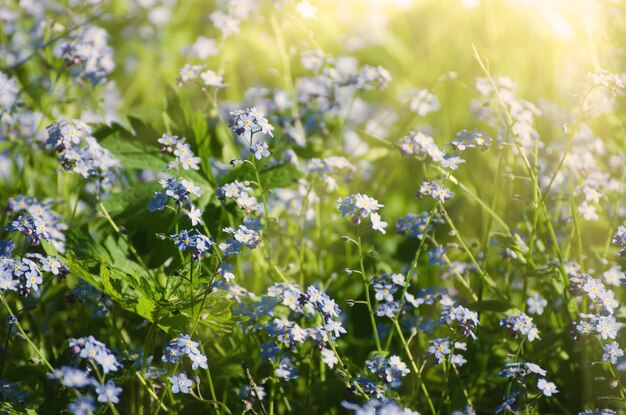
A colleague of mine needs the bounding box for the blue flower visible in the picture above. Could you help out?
[148,192,168,212]
[275,358,298,381]
[0,239,14,257]
[376,301,399,318]
[48,367,94,388]
[172,230,193,250]
[250,142,270,160]
[68,395,96,415]
[229,107,274,142]
[373,281,396,302]
[537,378,558,397]
[162,334,208,370]
[95,380,122,404]
[428,245,446,265]
[169,373,193,394]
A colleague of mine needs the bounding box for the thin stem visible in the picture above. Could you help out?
[356,228,381,352]
[89,360,121,415]
[439,204,506,300]
[200,344,220,414]
[134,371,169,412]
[392,320,436,415]
[98,200,150,271]
[0,294,54,372]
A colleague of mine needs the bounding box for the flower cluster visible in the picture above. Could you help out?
[572,273,620,314]
[157,133,201,171]
[50,337,122,413]
[162,333,208,370]
[217,180,259,213]
[56,26,115,85]
[427,338,468,366]
[0,379,28,404]
[209,0,260,38]
[500,312,540,341]
[588,69,624,96]
[229,107,274,144]
[568,254,624,366]
[6,195,67,251]
[170,229,214,259]
[296,50,392,117]
[611,225,626,257]
[365,355,410,386]
[0,245,68,296]
[473,76,540,149]
[440,304,480,339]
[416,180,454,203]
[67,281,110,318]
[395,211,441,239]
[355,65,393,91]
[496,361,558,412]
[450,129,492,151]
[396,131,444,161]
[233,283,346,380]
[338,193,387,233]
[499,361,546,379]
[178,64,227,88]
[342,398,419,415]
[397,127,492,174]
[220,221,262,254]
[46,119,121,195]
[148,177,201,212]
[575,314,621,340]
[372,273,405,318]
[399,87,440,116]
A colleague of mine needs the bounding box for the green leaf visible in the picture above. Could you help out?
[219,162,302,190]
[102,181,162,218]
[157,314,191,334]
[100,262,124,302]
[100,133,169,171]
[259,162,302,189]
[64,252,102,290]
[136,295,157,321]
[40,239,59,257]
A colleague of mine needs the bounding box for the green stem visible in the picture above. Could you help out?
[356,229,381,352]
[440,205,506,300]
[392,320,436,415]
[0,294,54,372]
[134,370,169,412]
[98,200,150,271]
[89,360,121,415]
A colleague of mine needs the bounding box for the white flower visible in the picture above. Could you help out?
[187,206,203,226]
[321,348,338,368]
[200,70,227,88]
[371,212,388,234]
[578,201,599,221]
[537,379,558,397]
[602,266,623,286]
[526,293,547,315]
[602,341,624,364]
[295,1,317,19]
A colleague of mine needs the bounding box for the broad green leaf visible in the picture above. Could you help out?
[102,181,162,218]
[136,295,157,321]
[100,133,169,171]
